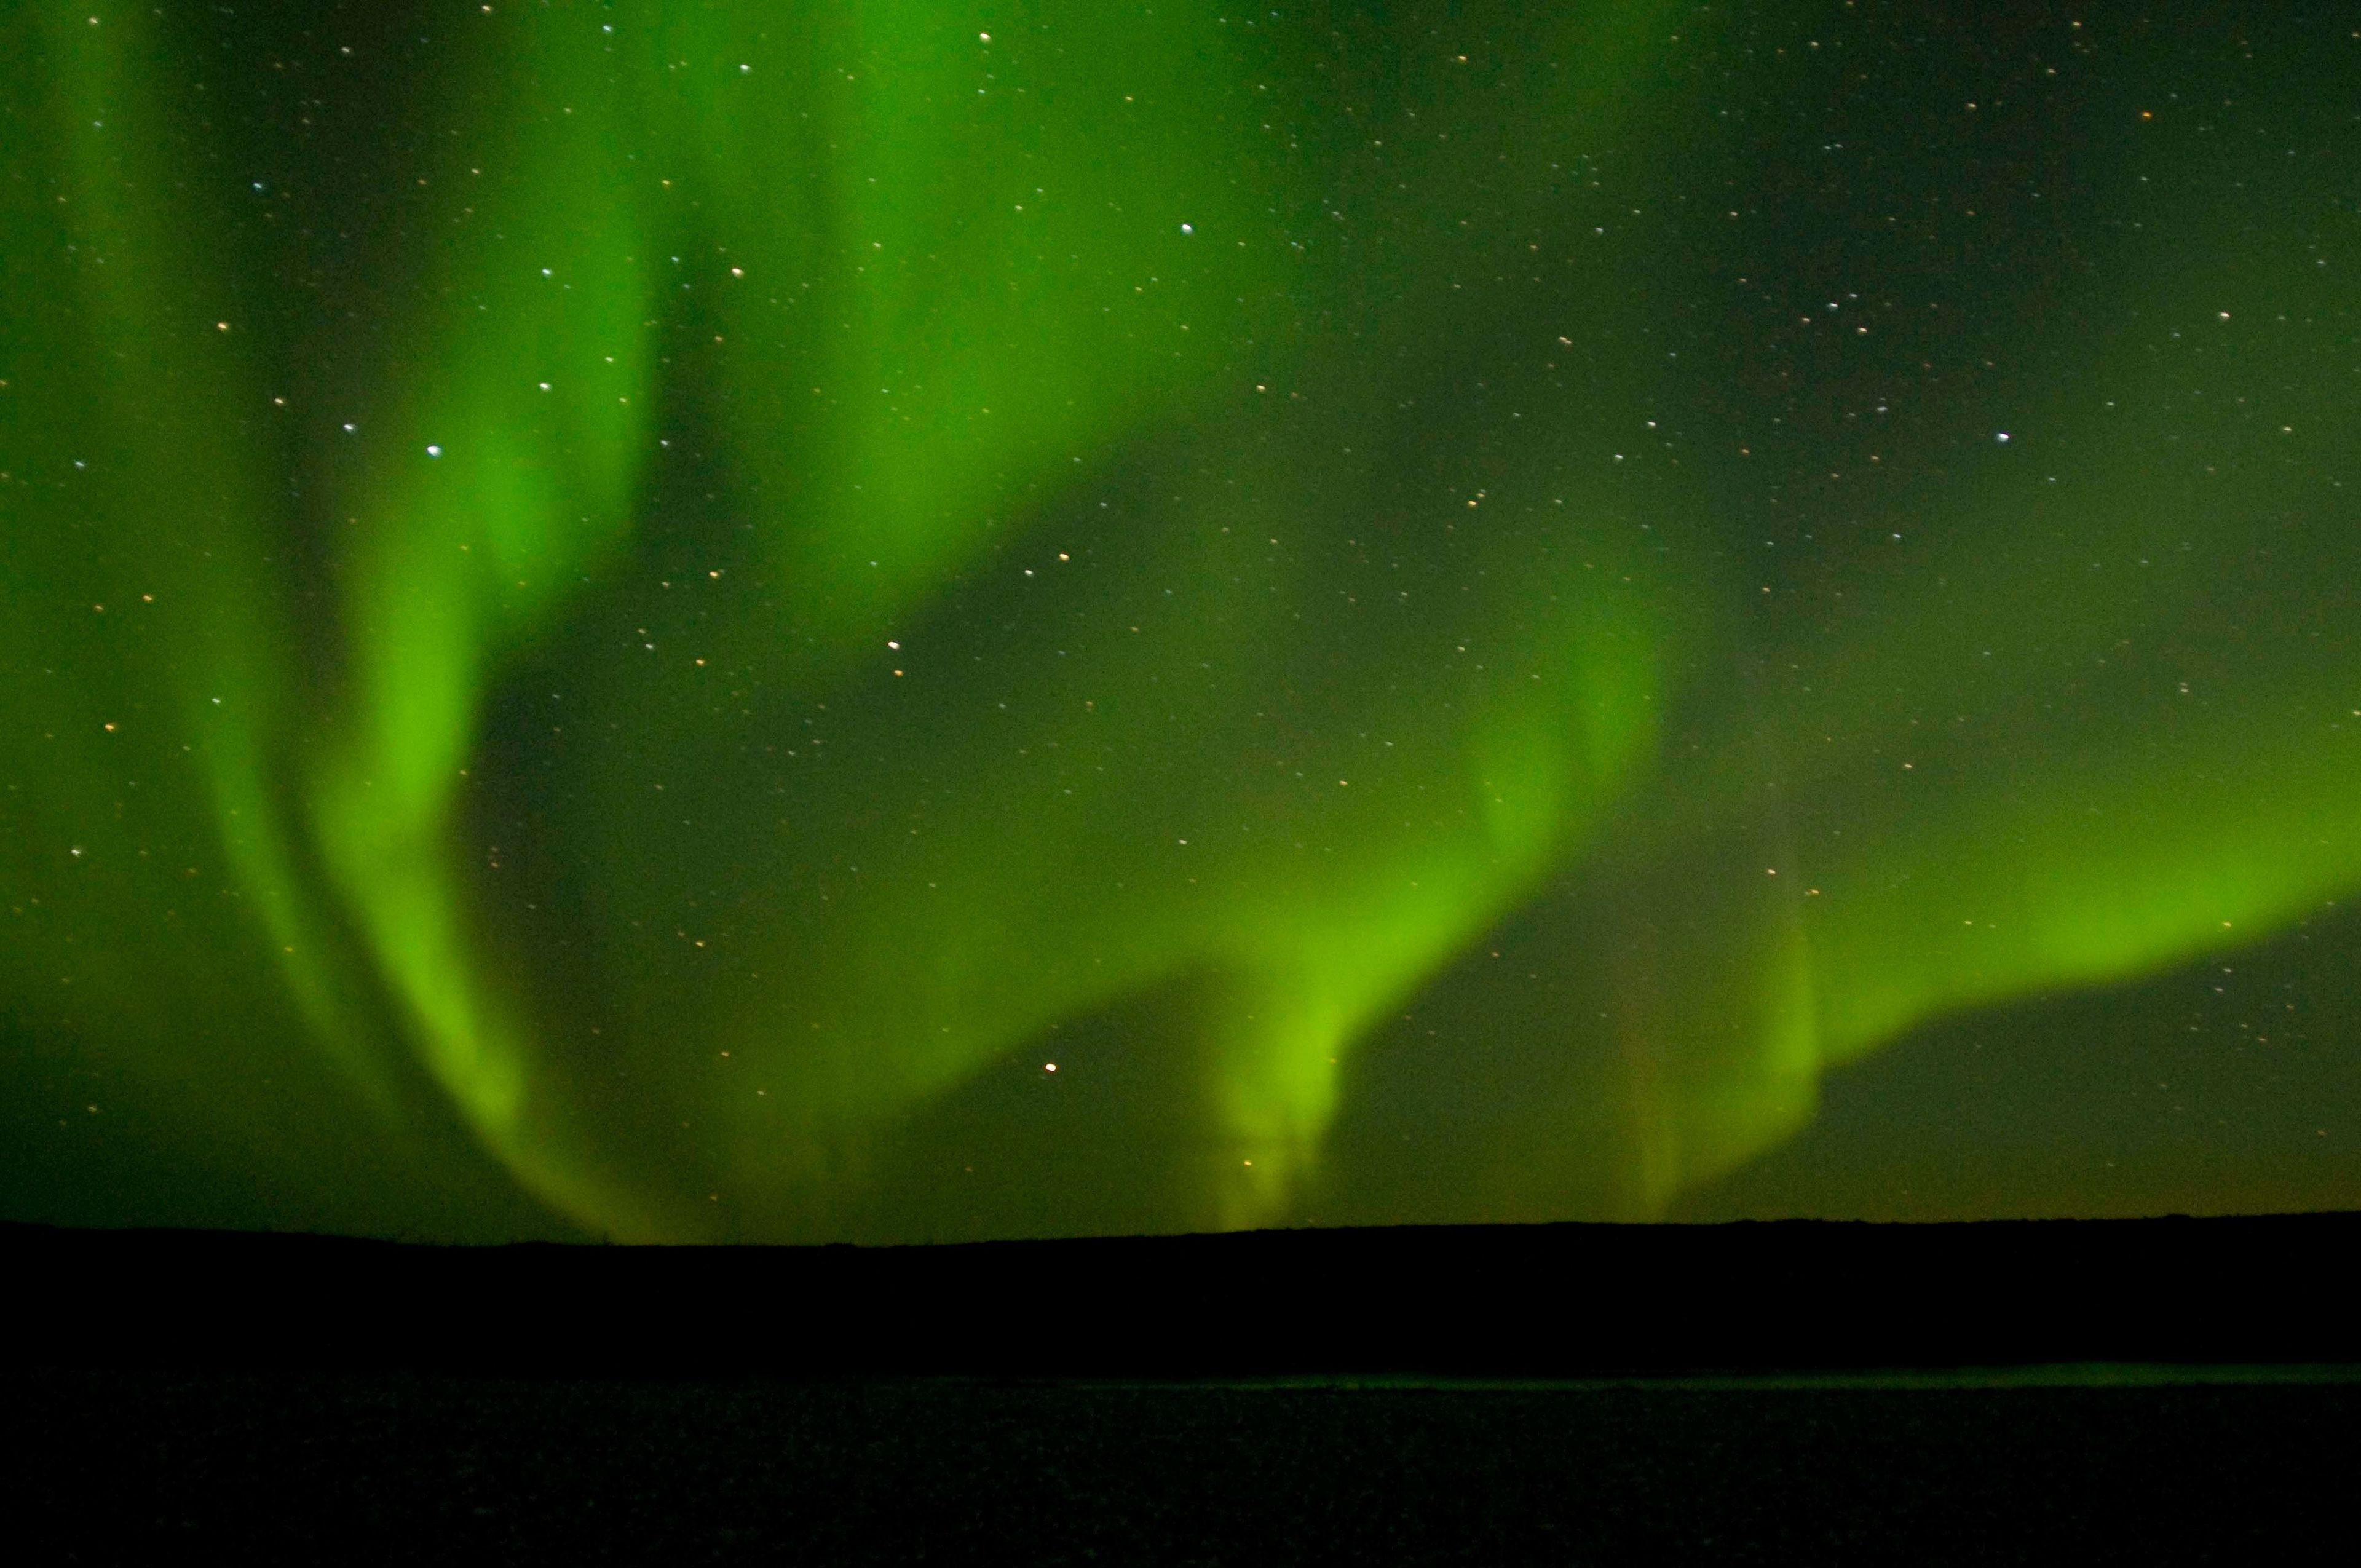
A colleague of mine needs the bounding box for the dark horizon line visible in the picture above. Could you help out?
[9,1209,2356,1380]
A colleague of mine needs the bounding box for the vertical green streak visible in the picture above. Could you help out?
[301,9,664,1228]
[9,10,373,1092]
[7,1,2357,1241]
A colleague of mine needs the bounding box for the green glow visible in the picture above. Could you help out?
[4,2,2356,1240]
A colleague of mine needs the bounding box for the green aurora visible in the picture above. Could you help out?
[4,1,2357,1241]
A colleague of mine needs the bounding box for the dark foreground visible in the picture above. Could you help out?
[7,1214,2358,1561]
[13,1368,2358,1564]
[9,1210,2358,1376]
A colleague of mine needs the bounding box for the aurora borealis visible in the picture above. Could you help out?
[4,1,2357,1243]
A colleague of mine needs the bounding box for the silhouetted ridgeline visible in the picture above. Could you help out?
[5,1213,2354,1378]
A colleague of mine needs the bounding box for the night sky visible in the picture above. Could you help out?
[4,1,2357,1243]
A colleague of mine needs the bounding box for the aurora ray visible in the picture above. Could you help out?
[4,1,2356,1240]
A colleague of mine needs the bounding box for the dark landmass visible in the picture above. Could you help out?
[9,1216,2357,1562]
[14,1366,2357,1565]
[7,1210,2357,1378]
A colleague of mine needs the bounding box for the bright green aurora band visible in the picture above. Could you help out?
[4,2,2357,1241]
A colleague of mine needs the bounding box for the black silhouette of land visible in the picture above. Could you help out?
[7,1214,2357,1562]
